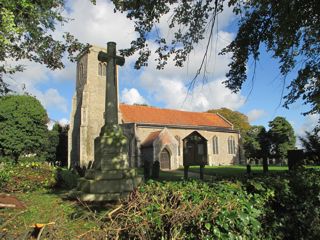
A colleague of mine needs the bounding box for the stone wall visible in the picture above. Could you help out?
[134,125,240,168]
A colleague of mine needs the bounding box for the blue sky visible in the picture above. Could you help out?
[5,0,319,141]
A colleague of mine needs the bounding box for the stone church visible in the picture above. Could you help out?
[68,46,241,170]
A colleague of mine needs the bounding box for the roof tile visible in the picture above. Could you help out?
[120,104,232,128]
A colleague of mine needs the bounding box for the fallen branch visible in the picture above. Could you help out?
[108,204,123,221]
[76,228,95,239]
[0,203,16,208]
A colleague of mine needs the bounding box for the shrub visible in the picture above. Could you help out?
[0,161,56,193]
[263,168,320,240]
[55,168,79,190]
[105,180,273,239]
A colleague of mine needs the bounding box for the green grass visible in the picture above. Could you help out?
[187,165,288,177]
[0,189,109,239]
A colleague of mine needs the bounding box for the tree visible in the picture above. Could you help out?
[0,0,87,94]
[45,123,69,166]
[268,116,296,164]
[299,128,320,164]
[207,108,250,135]
[243,125,270,172]
[55,123,69,166]
[111,0,319,116]
[0,95,49,162]
[243,125,264,163]
[46,123,60,164]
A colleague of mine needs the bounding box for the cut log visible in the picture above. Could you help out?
[0,203,16,208]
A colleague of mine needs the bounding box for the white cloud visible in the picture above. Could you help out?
[4,60,68,114]
[137,29,243,112]
[296,114,319,136]
[295,114,319,148]
[61,0,137,50]
[36,88,68,113]
[247,109,267,123]
[47,118,69,130]
[47,120,55,130]
[121,88,147,105]
[148,77,245,112]
[59,118,69,126]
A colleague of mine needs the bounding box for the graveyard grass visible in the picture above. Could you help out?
[188,165,288,176]
[0,190,104,239]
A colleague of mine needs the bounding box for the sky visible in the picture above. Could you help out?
[4,0,319,143]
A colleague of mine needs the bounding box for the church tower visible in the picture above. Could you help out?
[68,46,109,168]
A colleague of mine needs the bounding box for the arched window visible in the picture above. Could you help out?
[175,135,181,156]
[228,136,236,154]
[160,148,170,169]
[98,62,103,76]
[212,136,219,154]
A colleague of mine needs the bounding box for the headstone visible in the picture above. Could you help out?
[71,42,141,201]
[152,161,160,179]
[246,164,251,175]
[199,165,204,180]
[144,160,151,180]
[288,149,304,171]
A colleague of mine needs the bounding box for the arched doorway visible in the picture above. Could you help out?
[183,131,208,166]
[160,148,171,169]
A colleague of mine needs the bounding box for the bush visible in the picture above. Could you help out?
[262,168,320,240]
[55,168,79,190]
[105,180,273,239]
[0,161,56,193]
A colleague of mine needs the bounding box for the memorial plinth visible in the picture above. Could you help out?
[71,42,141,201]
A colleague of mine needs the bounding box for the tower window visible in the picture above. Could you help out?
[98,62,107,76]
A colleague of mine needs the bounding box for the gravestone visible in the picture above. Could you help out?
[288,149,304,171]
[72,42,141,201]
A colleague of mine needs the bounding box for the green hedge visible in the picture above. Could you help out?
[105,180,273,239]
[104,168,320,240]
[260,168,320,240]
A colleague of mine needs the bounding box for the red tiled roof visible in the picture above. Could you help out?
[120,104,232,128]
[141,131,161,147]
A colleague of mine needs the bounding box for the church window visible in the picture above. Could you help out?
[228,136,236,154]
[212,136,219,154]
[175,135,181,156]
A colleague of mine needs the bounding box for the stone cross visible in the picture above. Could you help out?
[98,42,125,125]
